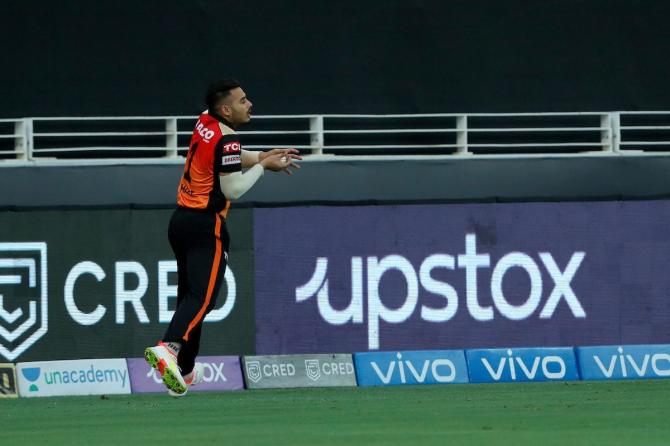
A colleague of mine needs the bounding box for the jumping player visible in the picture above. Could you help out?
[144,78,300,395]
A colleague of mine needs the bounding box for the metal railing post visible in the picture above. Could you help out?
[165,118,178,157]
[14,119,26,160]
[600,113,613,152]
[610,112,621,153]
[456,115,469,154]
[310,116,324,155]
[25,119,34,160]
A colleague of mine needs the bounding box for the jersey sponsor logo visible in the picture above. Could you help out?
[179,182,194,196]
[223,142,241,153]
[195,121,216,142]
[222,154,241,166]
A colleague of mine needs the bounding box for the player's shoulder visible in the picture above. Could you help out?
[197,110,237,142]
[201,110,238,141]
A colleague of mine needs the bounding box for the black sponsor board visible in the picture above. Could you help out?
[0,208,255,362]
[0,363,18,398]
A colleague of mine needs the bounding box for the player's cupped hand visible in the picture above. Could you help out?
[260,148,302,175]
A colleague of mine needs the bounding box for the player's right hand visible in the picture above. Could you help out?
[260,149,301,175]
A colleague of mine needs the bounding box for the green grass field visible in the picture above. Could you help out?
[2,380,669,445]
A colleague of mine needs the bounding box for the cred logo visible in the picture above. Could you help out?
[296,233,586,349]
[0,243,48,361]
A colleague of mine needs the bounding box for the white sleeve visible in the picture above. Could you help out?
[219,164,265,200]
[241,149,260,166]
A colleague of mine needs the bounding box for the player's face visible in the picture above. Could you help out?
[222,87,253,126]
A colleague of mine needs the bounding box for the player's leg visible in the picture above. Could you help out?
[145,209,191,393]
[144,208,211,394]
[178,322,201,376]
[163,216,227,345]
[173,215,228,394]
[154,212,228,393]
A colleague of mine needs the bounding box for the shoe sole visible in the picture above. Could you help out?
[144,347,187,395]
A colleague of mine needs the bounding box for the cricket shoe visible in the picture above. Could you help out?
[144,342,187,395]
[168,363,205,397]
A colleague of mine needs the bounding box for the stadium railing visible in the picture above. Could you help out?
[2,112,670,162]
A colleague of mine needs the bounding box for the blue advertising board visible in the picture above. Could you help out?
[254,201,670,354]
[354,350,469,386]
[466,347,579,383]
[576,344,670,380]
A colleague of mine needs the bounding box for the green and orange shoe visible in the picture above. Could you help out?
[144,342,187,395]
[168,363,205,397]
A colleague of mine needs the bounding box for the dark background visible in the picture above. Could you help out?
[2,0,669,117]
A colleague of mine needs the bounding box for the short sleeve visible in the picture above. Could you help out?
[217,134,242,173]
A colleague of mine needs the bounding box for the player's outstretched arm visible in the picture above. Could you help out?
[241,148,301,168]
[219,149,301,199]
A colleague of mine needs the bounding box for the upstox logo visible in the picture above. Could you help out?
[577,344,670,380]
[0,243,48,361]
[146,360,228,384]
[296,233,586,349]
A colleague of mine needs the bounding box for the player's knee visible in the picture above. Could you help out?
[205,296,219,314]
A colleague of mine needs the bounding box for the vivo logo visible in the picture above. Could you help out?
[371,352,457,384]
[593,346,670,378]
[481,349,566,381]
[296,233,586,349]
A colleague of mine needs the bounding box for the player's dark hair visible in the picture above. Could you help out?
[205,78,241,111]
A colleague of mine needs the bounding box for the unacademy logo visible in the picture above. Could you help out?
[21,367,41,392]
[24,365,128,389]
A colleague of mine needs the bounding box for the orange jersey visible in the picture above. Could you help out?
[177,112,242,216]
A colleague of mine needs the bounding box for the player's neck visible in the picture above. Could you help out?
[210,110,238,130]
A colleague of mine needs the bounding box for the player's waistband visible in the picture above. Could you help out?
[176,205,228,218]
